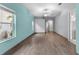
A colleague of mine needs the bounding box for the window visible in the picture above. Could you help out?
[0,4,16,42]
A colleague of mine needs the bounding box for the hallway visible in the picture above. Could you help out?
[0,3,77,55]
[12,32,76,55]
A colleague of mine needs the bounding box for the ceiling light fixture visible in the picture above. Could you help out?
[44,13,48,17]
[43,9,49,17]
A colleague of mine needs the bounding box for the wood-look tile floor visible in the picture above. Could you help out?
[13,32,76,55]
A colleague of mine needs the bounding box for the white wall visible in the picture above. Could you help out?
[54,10,69,39]
[34,18,45,33]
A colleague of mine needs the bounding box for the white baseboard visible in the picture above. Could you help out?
[69,39,76,45]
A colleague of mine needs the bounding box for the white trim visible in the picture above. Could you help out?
[0,4,16,43]
[0,36,16,43]
[0,4,15,13]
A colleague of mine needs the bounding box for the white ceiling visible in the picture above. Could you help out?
[23,3,76,17]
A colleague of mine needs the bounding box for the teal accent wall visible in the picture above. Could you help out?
[0,3,34,54]
[76,4,79,54]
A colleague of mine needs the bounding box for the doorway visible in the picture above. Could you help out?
[69,11,76,45]
[46,20,54,33]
